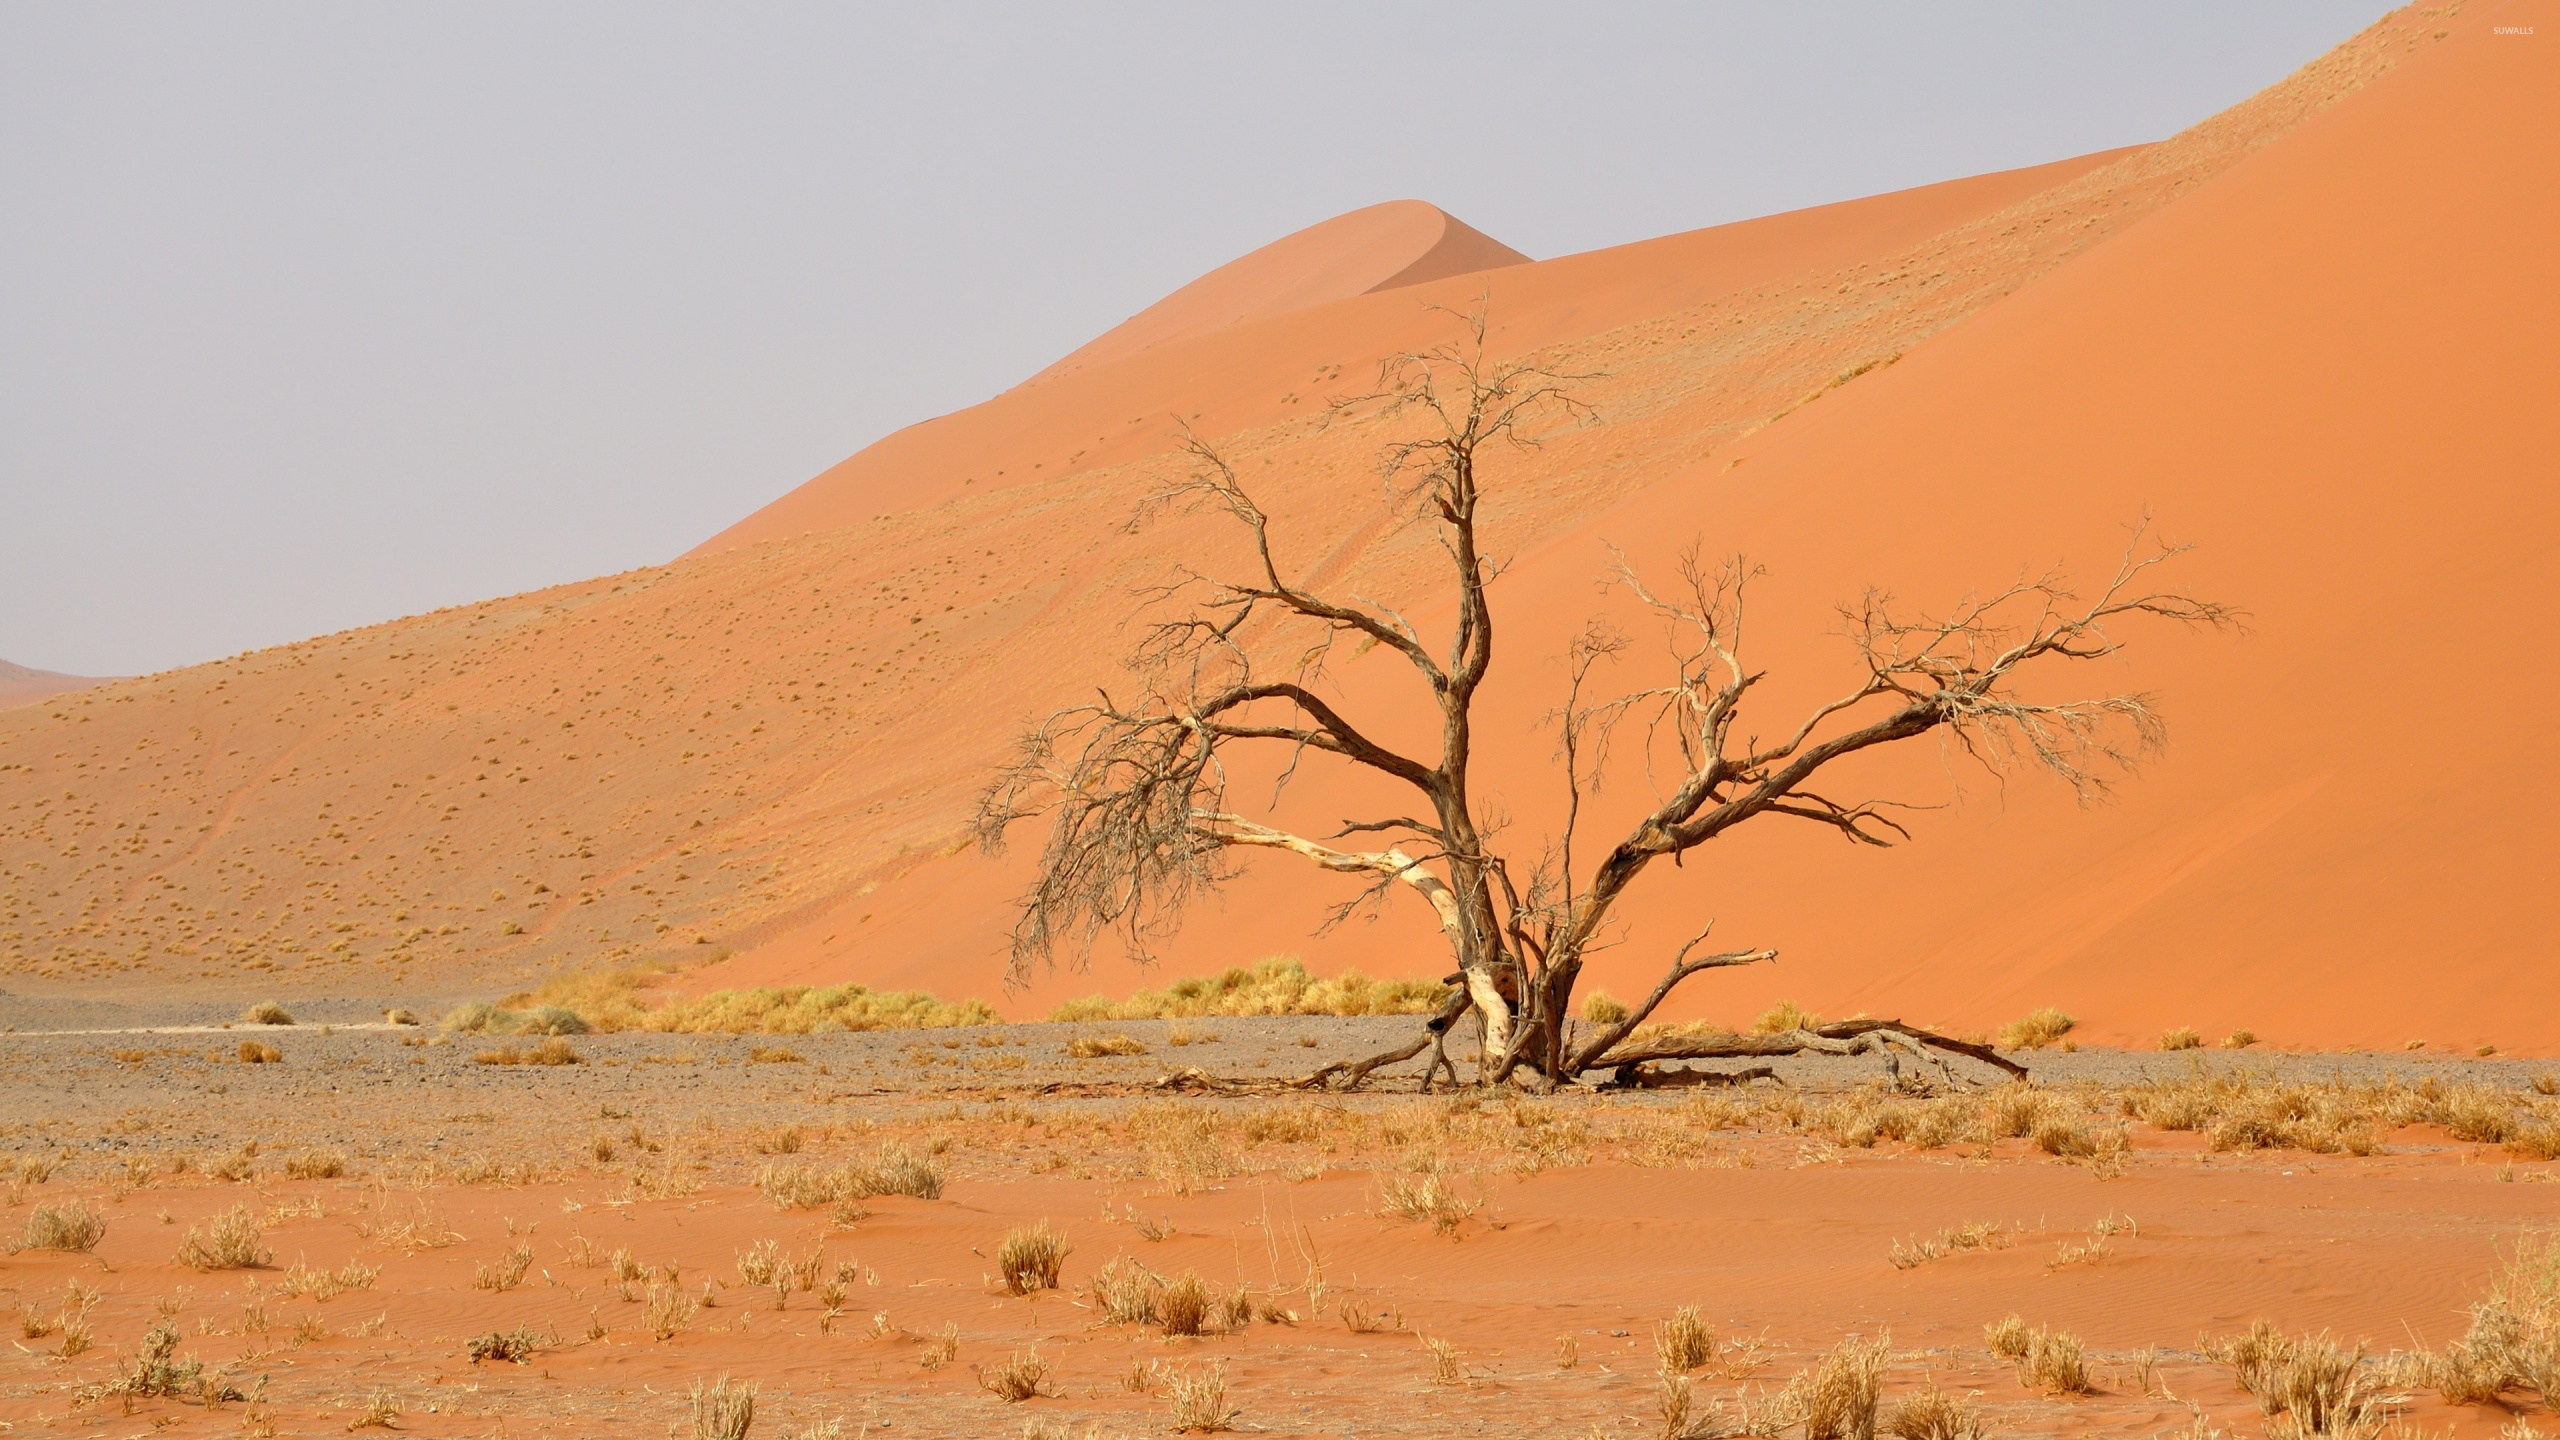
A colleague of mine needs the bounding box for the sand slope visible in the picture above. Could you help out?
[1023,200,1530,387]
[1,6,2531,1051]
[0,659,114,710]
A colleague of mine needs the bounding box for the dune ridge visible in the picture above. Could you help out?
[0,659,116,710]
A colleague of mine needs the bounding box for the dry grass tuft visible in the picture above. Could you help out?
[2226,1028,2260,1049]
[689,1373,756,1440]
[1067,1034,1148,1058]
[1752,999,1821,1034]
[284,1149,347,1180]
[2417,1230,2560,1410]
[2161,1027,2204,1051]
[1583,991,1630,1025]
[1423,1334,1463,1386]
[243,1000,294,1026]
[1376,1171,1481,1236]
[347,1390,401,1430]
[19,1199,105,1253]
[997,1222,1071,1294]
[1886,1384,1985,1440]
[1999,1007,2076,1050]
[238,1040,283,1064]
[472,1036,582,1066]
[1050,955,1446,1021]
[1165,1361,1237,1432]
[648,1281,699,1340]
[976,1349,1054,1402]
[465,1325,543,1364]
[1160,1270,1215,1337]
[176,1204,270,1270]
[1890,1222,2012,1271]
[473,1242,534,1292]
[1657,1305,1716,1373]
[1802,1332,1891,1440]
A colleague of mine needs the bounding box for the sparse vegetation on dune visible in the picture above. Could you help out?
[2000,1007,2077,1050]
[444,962,997,1035]
[1048,955,1448,1021]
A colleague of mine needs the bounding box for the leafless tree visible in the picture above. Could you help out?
[975,308,2238,1090]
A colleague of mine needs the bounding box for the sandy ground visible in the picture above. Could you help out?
[4,1017,2555,1437]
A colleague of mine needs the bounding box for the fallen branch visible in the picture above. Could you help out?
[1591,1018,2025,1083]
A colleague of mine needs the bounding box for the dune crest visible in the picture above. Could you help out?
[0,659,115,710]
[1022,200,1529,389]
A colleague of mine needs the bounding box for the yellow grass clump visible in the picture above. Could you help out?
[176,1205,270,1271]
[1047,955,1446,1021]
[19,1200,106,1253]
[2161,1026,2204,1051]
[443,961,997,1035]
[2000,1007,2077,1050]
[1068,1034,1148,1058]
[1752,999,1821,1034]
[243,1000,293,1026]
[997,1222,1071,1295]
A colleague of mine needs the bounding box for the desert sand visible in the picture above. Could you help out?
[5,10,2557,1431]
[0,660,114,711]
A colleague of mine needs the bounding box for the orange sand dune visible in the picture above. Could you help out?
[1023,200,1530,388]
[0,659,115,710]
[1105,0,2559,1054]
[0,6,2520,1056]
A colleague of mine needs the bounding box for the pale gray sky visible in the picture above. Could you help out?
[1,3,2378,677]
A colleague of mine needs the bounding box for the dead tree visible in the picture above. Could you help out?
[974,309,2237,1090]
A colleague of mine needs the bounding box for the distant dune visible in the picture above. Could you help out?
[0,659,114,709]
[3,6,2544,1052]
[1019,200,1531,388]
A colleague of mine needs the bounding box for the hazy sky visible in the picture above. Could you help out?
[3,3,2380,678]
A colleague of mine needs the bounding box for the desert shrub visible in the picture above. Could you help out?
[746,1045,803,1064]
[1068,1034,1148,1058]
[1984,1313,2033,1361]
[175,1205,269,1270]
[1161,1271,1215,1337]
[237,1040,282,1064]
[1886,1384,1984,1440]
[1657,1305,1716,1373]
[473,1037,582,1066]
[688,1374,756,1438]
[976,1349,1053,1402]
[1989,1085,2049,1139]
[384,1008,418,1026]
[473,1242,534,1292]
[2161,1027,2204,1050]
[1752,999,1820,1034]
[1376,1171,1480,1236]
[283,1149,347,1180]
[18,1200,105,1253]
[648,1282,698,1340]
[243,1000,293,1026]
[997,1222,1071,1294]
[1165,1361,1235,1432]
[467,1325,543,1364]
[1999,1007,2075,1050]
[2443,1086,2519,1144]
[2510,1122,2560,1162]
[1582,991,1630,1025]
[106,1322,222,1400]
[1800,1333,1891,1440]
[1049,954,1444,1021]
[1088,1256,1164,1326]
[2225,1028,2259,1049]
[2022,1326,2092,1394]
